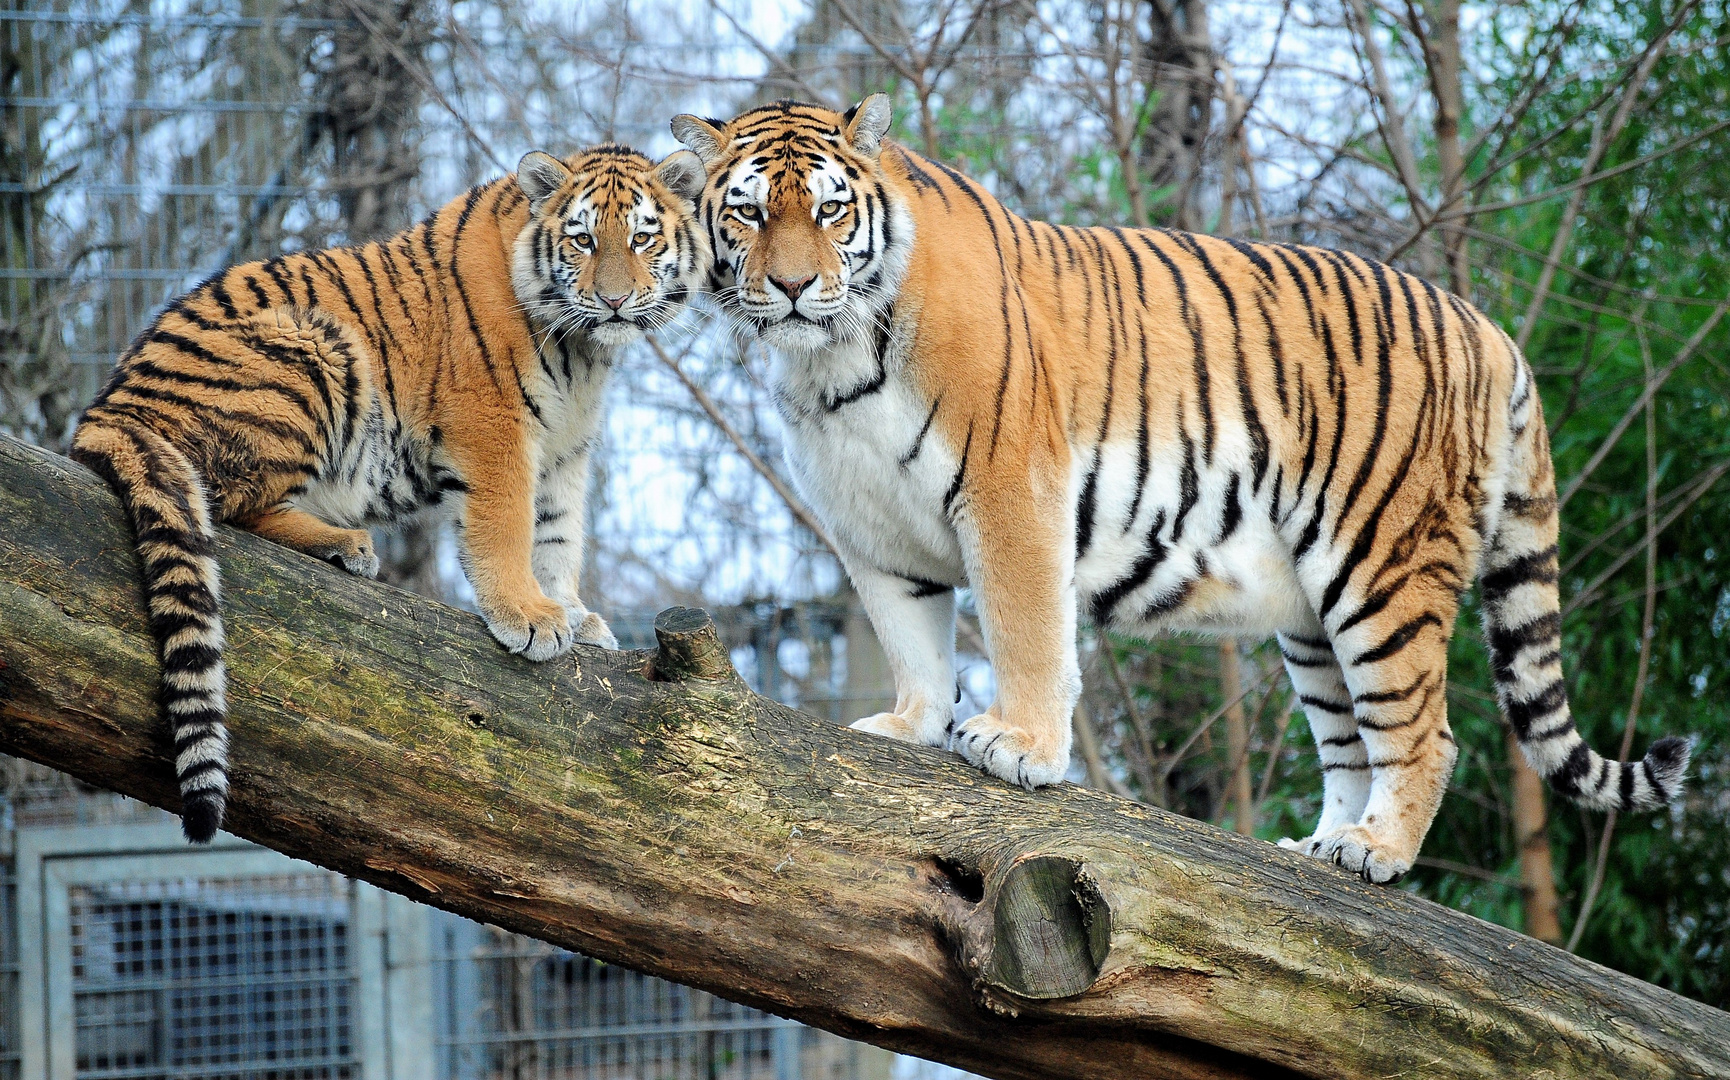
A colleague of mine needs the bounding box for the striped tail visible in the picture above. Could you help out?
[71,420,230,842]
[1480,359,1690,813]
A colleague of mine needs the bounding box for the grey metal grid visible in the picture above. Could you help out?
[431,918,808,1080]
[67,872,358,1080]
[1,856,17,1080]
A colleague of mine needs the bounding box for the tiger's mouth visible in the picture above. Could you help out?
[754,308,836,354]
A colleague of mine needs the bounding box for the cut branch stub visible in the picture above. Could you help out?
[651,606,737,682]
[945,853,1112,1007]
[986,856,1110,1000]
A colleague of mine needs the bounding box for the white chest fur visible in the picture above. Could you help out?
[528,342,611,469]
[774,332,963,583]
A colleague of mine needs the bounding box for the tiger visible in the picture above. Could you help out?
[69,144,710,843]
[671,97,1690,883]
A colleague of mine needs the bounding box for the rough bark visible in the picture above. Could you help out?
[1139,0,1215,230]
[1418,0,1471,295]
[1,432,1727,1080]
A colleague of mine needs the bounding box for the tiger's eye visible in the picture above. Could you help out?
[633,231,652,247]
[737,205,760,222]
[820,200,843,217]
[573,233,593,251]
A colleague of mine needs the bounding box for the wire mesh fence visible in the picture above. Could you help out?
[68,873,359,1080]
[0,854,17,1080]
[1,777,904,1080]
[430,918,876,1080]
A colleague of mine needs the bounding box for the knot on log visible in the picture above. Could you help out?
[649,607,738,682]
[944,854,1111,1007]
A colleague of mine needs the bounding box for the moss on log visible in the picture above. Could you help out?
[1,432,1726,1080]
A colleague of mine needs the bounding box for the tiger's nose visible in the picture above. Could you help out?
[600,292,629,310]
[772,274,814,301]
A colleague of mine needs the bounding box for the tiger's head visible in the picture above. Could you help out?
[670,96,914,355]
[511,145,710,351]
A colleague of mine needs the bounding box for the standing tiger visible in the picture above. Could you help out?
[71,145,709,842]
[671,97,1689,883]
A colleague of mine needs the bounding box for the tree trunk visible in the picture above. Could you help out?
[1418,0,1471,295]
[1139,0,1215,230]
[1,433,1726,1080]
[1217,640,1254,835]
[1508,731,1565,944]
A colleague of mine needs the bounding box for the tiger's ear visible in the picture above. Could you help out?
[670,114,727,165]
[843,94,893,159]
[517,151,572,213]
[653,150,705,203]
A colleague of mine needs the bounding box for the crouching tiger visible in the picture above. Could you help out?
[71,145,709,842]
[672,97,1689,883]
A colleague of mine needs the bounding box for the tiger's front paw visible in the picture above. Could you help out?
[310,530,380,579]
[1287,825,1411,885]
[573,610,620,650]
[849,709,948,748]
[482,595,572,661]
[950,708,1069,789]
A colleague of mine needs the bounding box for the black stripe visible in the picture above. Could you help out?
[1299,695,1352,715]
[1351,612,1442,666]
[1504,681,1568,739]
[161,642,223,671]
[1355,671,1427,703]
[1217,475,1242,543]
[822,354,887,412]
[1075,458,1100,559]
[1139,233,1213,461]
[904,575,952,599]
[1089,512,1168,624]
[942,423,973,517]
[1481,546,1560,600]
[1171,425,1200,541]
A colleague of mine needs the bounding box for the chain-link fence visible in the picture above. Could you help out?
[69,873,358,1079]
[1,776,908,1080]
[1,853,16,1080]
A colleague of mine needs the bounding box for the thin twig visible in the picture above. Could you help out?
[1413,856,1523,889]
[1514,17,1682,351]
[1157,664,1282,793]
[337,0,507,173]
[646,336,840,557]
[1566,326,1661,954]
[1556,299,1730,512]
[1073,698,1137,799]
[1253,692,1296,811]
[1561,459,1730,619]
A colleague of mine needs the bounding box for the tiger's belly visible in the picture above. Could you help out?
[292,409,451,529]
[780,374,964,584]
[1072,438,1315,638]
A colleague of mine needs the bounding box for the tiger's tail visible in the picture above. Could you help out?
[1480,357,1689,812]
[71,418,229,842]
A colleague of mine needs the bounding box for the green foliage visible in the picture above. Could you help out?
[1442,0,1730,1005]
[1037,0,1730,1007]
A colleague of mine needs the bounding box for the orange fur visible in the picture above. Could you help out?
[675,98,1688,883]
[69,145,708,841]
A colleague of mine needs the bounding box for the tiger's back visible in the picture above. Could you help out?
[676,97,1688,884]
[71,145,707,841]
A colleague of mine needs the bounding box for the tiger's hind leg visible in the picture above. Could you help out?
[1308,594,1460,884]
[1274,630,1370,849]
[238,507,380,578]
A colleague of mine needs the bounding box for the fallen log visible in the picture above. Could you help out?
[0,432,1724,1080]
